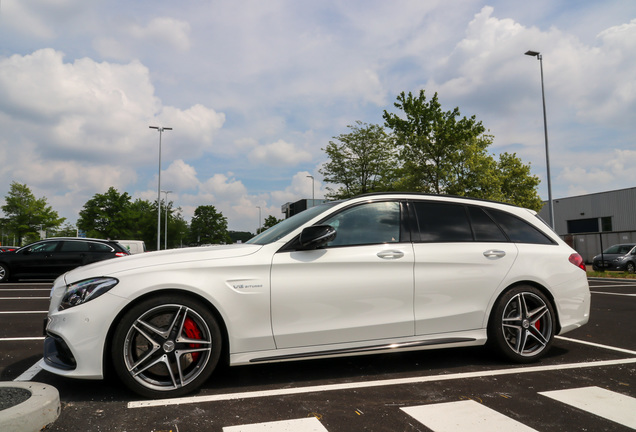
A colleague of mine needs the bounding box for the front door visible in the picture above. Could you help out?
[271,201,415,349]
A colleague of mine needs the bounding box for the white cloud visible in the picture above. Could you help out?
[129,18,192,51]
[94,17,191,60]
[248,140,313,166]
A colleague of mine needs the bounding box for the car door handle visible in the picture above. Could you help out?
[483,249,506,259]
[377,250,405,260]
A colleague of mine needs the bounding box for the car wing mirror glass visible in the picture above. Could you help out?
[298,225,336,250]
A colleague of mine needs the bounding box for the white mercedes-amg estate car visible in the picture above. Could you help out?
[43,193,590,398]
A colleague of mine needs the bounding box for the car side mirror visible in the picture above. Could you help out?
[298,225,336,250]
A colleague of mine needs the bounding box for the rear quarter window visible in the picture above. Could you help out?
[89,242,115,253]
[487,209,555,245]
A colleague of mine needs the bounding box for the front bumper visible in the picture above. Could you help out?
[41,289,129,379]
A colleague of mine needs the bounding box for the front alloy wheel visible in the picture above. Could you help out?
[112,295,222,398]
[489,286,555,363]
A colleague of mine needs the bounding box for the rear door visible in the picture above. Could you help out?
[56,240,92,274]
[411,202,518,335]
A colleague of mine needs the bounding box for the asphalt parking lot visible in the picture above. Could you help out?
[1,278,635,431]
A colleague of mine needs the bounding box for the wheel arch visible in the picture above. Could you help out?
[488,281,562,334]
[102,288,230,379]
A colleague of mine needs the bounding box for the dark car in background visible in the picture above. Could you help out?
[0,238,129,282]
[592,243,636,273]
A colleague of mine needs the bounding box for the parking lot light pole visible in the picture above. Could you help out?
[149,126,172,250]
[256,206,261,234]
[525,50,554,229]
[307,175,315,207]
[162,190,172,250]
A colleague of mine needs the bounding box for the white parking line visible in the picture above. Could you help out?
[0,337,45,342]
[14,359,44,382]
[540,386,636,429]
[556,336,636,356]
[223,417,328,432]
[0,297,50,300]
[0,311,48,314]
[0,288,51,291]
[127,357,636,409]
[402,400,538,432]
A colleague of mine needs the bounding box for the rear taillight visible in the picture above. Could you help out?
[569,253,586,271]
[115,252,128,257]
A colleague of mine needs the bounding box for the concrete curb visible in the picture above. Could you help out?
[0,382,60,432]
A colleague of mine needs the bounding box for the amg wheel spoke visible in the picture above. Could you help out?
[500,291,553,357]
[136,318,173,340]
[127,324,162,372]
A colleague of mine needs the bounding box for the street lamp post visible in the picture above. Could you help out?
[306,175,315,207]
[162,190,172,250]
[149,126,172,250]
[524,50,554,229]
[256,206,262,234]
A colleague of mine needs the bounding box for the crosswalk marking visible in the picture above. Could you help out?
[220,387,636,431]
[223,417,327,432]
[401,400,538,432]
[540,386,636,429]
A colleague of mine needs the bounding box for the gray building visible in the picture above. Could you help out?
[538,187,636,263]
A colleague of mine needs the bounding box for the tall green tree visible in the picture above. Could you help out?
[383,90,494,194]
[78,187,135,239]
[495,152,543,210]
[1,182,65,245]
[189,205,231,245]
[78,188,187,250]
[319,121,396,199]
[258,215,283,234]
[382,90,542,210]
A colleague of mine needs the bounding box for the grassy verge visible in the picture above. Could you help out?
[586,269,636,279]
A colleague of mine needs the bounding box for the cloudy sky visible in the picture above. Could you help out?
[1,0,635,232]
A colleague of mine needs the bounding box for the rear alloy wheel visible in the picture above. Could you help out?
[488,286,555,363]
[112,295,222,398]
[627,262,635,274]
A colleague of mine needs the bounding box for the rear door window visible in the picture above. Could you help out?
[413,202,472,242]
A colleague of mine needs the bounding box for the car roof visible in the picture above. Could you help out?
[355,192,521,209]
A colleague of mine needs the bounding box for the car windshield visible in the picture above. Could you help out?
[247,201,338,245]
[603,244,635,254]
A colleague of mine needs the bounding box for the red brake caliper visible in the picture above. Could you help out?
[183,317,202,361]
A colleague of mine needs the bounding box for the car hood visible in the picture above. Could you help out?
[63,243,263,284]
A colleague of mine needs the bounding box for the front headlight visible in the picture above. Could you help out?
[61,277,119,310]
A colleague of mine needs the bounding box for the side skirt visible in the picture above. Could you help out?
[249,337,476,363]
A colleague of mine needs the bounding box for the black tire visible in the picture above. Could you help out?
[0,263,9,283]
[488,285,555,363]
[111,294,222,398]
[627,262,635,274]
